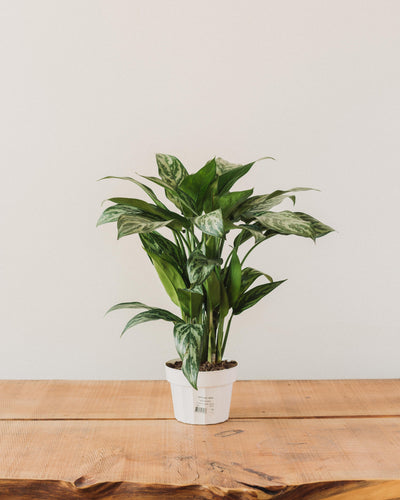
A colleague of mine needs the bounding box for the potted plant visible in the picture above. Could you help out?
[98,154,333,424]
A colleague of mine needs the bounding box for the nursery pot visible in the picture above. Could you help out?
[165,359,238,425]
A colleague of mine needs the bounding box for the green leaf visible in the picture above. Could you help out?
[109,198,187,228]
[156,153,188,186]
[216,156,274,195]
[193,208,224,237]
[256,211,316,239]
[233,280,286,315]
[139,232,186,275]
[204,270,221,308]
[218,189,253,218]
[177,288,203,319]
[237,224,268,244]
[187,249,221,286]
[148,252,187,306]
[226,249,241,307]
[98,176,168,210]
[173,322,204,389]
[141,175,197,215]
[294,212,334,238]
[238,188,316,219]
[117,215,173,239]
[179,158,216,212]
[238,194,294,219]
[219,281,230,319]
[106,301,152,314]
[121,308,182,336]
[97,205,143,226]
[215,157,243,174]
[203,177,219,213]
[233,223,265,247]
[240,268,273,294]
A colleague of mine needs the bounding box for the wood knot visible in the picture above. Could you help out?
[214,429,244,438]
[74,475,96,488]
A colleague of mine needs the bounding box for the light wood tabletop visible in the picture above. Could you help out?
[1,379,400,499]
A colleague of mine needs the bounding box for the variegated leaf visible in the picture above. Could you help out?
[141,175,197,215]
[294,212,334,238]
[109,197,187,227]
[239,194,295,219]
[237,224,268,244]
[217,156,274,195]
[97,205,142,226]
[215,157,242,174]
[121,308,182,336]
[233,222,267,247]
[139,232,186,274]
[256,211,315,239]
[233,280,286,315]
[106,301,152,314]
[156,153,188,186]
[173,322,204,389]
[237,188,316,219]
[117,215,172,239]
[193,209,224,237]
[240,268,273,294]
[98,175,168,210]
[187,250,221,286]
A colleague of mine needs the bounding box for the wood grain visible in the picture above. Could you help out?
[1,380,399,499]
[1,418,400,486]
[1,379,399,419]
[1,479,400,500]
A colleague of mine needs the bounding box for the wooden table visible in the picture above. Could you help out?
[1,380,400,499]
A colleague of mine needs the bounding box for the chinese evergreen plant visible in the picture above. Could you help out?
[98,154,333,388]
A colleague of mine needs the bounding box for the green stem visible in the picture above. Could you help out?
[216,315,225,362]
[191,227,200,247]
[173,232,185,258]
[200,310,208,363]
[178,231,191,253]
[221,312,234,358]
[207,308,214,362]
[206,287,216,363]
[224,247,234,267]
[241,240,263,266]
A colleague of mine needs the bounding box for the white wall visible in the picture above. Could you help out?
[1,0,399,380]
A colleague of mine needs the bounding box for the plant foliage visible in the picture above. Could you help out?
[98,154,333,389]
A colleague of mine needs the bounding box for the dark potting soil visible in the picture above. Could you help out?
[166,360,238,371]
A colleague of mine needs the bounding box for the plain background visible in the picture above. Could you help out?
[0,1,399,380]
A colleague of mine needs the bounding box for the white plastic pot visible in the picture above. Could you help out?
[165,359,238,425]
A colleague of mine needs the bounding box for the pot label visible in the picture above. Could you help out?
[194,395,215,415]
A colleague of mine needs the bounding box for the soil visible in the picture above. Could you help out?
[166,360,238,371]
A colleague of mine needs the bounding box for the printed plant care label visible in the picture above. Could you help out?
[194,395,215,415]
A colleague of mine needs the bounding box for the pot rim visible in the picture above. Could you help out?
[165,358,238,372]
[165,358,238,388]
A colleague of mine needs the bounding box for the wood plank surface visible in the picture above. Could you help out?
[1,418,400,486]
[1,379,399,419]
[1,380,400,499]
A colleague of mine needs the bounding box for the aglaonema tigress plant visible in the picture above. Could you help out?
[98,154,333,389]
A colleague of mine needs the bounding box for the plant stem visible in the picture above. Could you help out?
[173,232,185,258]
[221,312,234,358]
[241,240,263,265]
[216,315,225,362]
[177,230,191,253]
[207,308,214,362]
